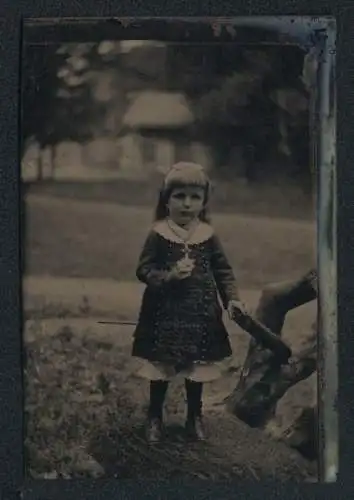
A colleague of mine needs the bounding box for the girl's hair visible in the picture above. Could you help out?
[154,162,211,222]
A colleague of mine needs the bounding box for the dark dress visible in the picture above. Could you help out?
[132,223,240,367]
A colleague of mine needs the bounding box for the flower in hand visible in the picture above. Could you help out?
[227,299,247,320]
[169,256,195,280]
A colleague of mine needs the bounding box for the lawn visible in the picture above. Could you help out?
[24,313,317,481]
[23,189,318,481]
[23,177,314,220]
[24,194,315,289]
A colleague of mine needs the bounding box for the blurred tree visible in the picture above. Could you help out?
[21,40,172,180]
[21,43,64,180]
[165,44,310,183]
[21,37,310,185]
[191,48,279,180]
[21,42,97,180]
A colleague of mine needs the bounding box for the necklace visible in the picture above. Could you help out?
[166,218,199,258]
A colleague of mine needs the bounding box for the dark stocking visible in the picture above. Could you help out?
[148,380,169,420]
[185,379,203,420]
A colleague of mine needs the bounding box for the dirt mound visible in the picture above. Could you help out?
[24,327,316,481]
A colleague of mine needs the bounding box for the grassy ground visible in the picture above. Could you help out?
[24,309,316,481]
[23,177,314,221]
[23,186,317,480]
[24,194,315,289]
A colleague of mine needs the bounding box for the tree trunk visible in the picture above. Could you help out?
[37,148,44,181]
[49,144,56,179]
[225,269,317,429]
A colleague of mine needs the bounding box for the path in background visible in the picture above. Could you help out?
[23,276,261,322]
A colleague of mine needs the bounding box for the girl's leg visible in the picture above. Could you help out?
[146,380,169,443]
[184,379,206,440]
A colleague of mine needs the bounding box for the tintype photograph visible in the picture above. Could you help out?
[21,17,336,483]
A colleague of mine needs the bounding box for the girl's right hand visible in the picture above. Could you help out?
[169,268,192,280]
[168,259,194,280]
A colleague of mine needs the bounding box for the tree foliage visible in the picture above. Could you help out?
[22,39,310,182]
[164,44,309,179]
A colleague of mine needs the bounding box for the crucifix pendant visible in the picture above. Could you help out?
[182,244,193,265]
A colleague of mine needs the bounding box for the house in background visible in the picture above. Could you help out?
[117,90,213,178]
[21,40,174,182]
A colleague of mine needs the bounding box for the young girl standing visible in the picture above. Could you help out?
[132,162,245,443]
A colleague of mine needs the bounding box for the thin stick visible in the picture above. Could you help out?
[98,320,137,326]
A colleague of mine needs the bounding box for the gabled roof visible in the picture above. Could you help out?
[122,90,194,129]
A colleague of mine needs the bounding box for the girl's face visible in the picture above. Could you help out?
[167,185,205,226]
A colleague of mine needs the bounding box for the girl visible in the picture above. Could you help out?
[132,162,246,443]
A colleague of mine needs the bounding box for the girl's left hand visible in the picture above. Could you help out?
[227,299,247,320]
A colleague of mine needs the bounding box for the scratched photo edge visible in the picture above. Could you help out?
[20,15,337,485]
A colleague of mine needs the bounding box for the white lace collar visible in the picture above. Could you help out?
[153,219,214,245]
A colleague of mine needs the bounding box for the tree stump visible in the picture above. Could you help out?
[225,269,318,457]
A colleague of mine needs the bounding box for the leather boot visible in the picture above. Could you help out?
[146,380,168,443]
[184,379,206,441]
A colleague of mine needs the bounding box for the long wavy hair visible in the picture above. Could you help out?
[154,179,212,223]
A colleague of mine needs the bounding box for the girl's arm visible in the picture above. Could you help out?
[136,231,172,287]
[210,234,240,309]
